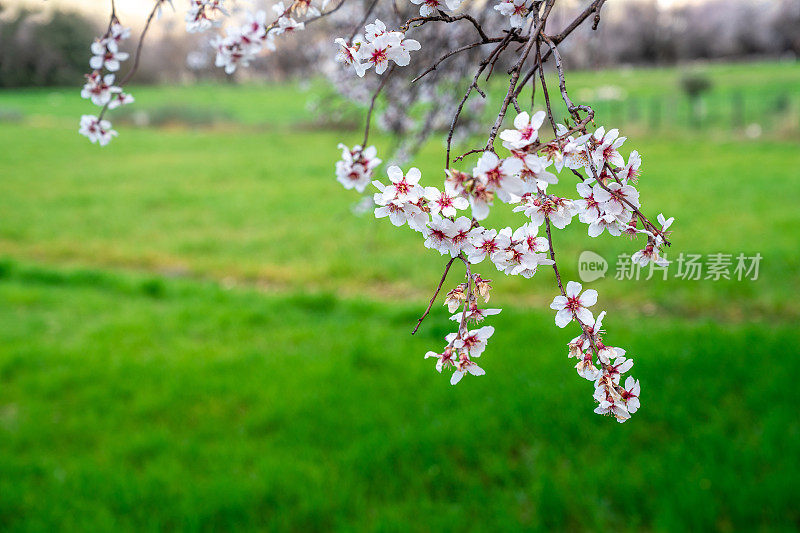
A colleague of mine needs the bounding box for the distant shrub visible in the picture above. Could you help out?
[680,73,713,99]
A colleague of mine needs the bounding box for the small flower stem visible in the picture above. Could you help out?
[412,256,457,335]
[457,254,473,337]
[545,216,615,381]
[543,216,565,296]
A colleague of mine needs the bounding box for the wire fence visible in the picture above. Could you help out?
[551,92,800,136]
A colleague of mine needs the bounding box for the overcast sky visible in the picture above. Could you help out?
[10,0,695,20]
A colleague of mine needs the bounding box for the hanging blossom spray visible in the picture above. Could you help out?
[78,0,672,423]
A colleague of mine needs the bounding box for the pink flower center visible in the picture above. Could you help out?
[452,229,469,244]
[429,229,447,242]
[371,48,388,64]
[485,167,502,187]
[480,239,498,254]
[566,296,581,312]
[520,126,534,141]
[462,335,478,349]
[394,179,410,195]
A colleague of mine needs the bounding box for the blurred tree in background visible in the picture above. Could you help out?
[0,4,99,87]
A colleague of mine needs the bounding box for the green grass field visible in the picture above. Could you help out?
[1,61,799,531]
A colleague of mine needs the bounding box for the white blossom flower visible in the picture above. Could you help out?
[241,10,268,41]
[473,151,524,202]
[396,35,421,65]
[277,15,304,33]
[79,114,117,146]
[334,37,367,77]
[468,182,494,221]
[494,0,530,28]
[574,182,604,224]
[425,346,457,373]
[107,91,134,109]
[109,22,131,44]
[512,151,558,192]
[619,150,642,183]
[444,168,471,195]
[335,144,381,192]
[447,216,474,257]
[359,32,400,74]
[547,124,592,172]
[589,126,626,169]
[500,110,545,150]
[373,181,428,231]
[653,212,674,247]
[423,214,455,256]
[364,19,387,41]
[212,31,252,74]
[514,195,577,229]
[383,165,424,203]
[467,227,507,264]
[186,0,227,33]
[424,184,468,217]
[490,222,551,277]
[450,353,485,385]
[594,395,631,422]
[81,72,119,106]
[599,355,634,385]
[356,22,420,75]
[588,213,625,238]
[550,281,597,328]
[447,326,494,358]
[513,222,549,255]
[594,182,640,215]
[410,0,463,15]
[90,39,129,71]
[631,244,669,267]
[621,376,641,413]
[576,353,600,381]
[444,284,467,313]
[597,344,625,365]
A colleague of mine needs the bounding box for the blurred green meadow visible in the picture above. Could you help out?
[0,61,799,531]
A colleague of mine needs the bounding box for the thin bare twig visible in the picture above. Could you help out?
[412,256,457,334]
[362,65,395,146]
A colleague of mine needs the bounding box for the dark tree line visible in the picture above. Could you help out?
[0,0,797,87]
[0,5,101,87]
[553,0,800,68]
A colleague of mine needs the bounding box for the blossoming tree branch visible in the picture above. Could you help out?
[79,0,675,423]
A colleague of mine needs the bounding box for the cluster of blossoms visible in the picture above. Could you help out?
[80,0,669,424]
[335,144,382,193]
[426,277,497,385]
[79,22,133,145]
[558,292,640,422]
[543,125,674,266]
[336,105,673,422]
[321,8,490,169]
[211,1,327,74]
[186,0,228,33]
[334,19,421,77]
